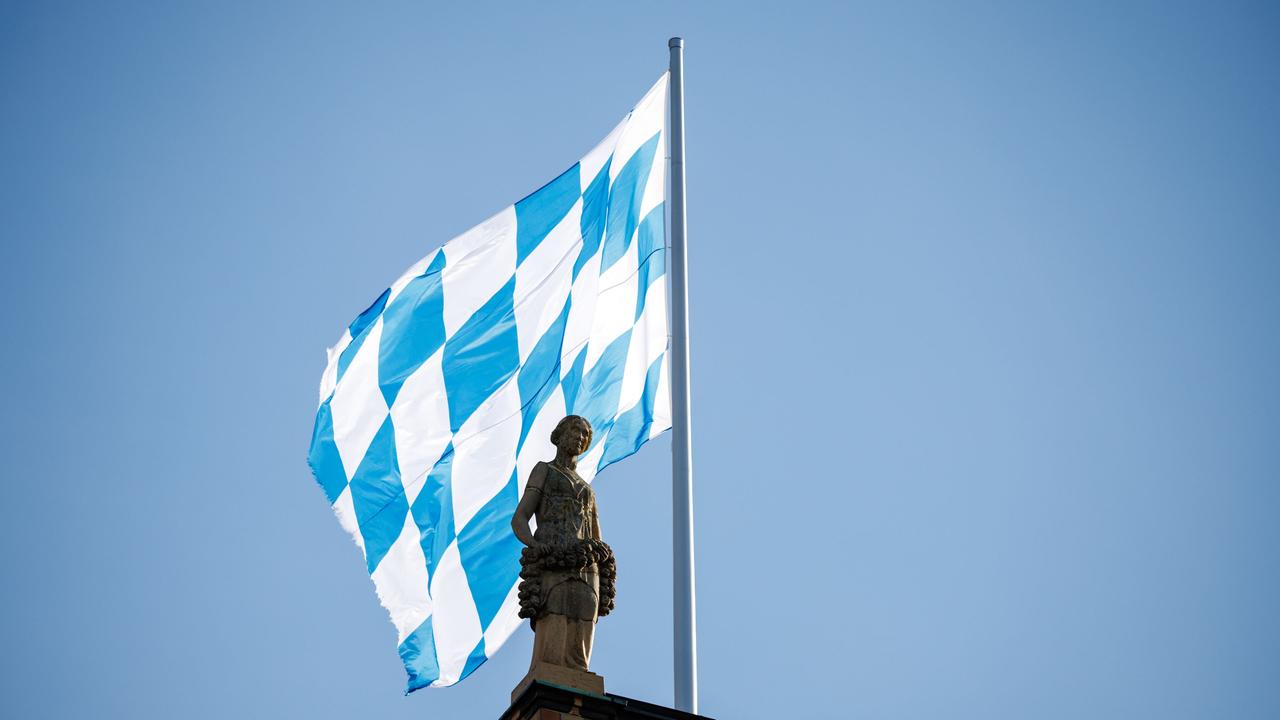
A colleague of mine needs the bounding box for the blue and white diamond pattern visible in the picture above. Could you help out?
[308,74,671,692]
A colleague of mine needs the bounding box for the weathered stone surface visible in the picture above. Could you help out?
[510,662,604,703]
[501,681,715,720]
[510,416,616,678]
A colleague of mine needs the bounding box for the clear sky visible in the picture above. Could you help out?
[2,2,1277,718]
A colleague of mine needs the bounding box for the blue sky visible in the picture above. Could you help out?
[2,2,1277,718]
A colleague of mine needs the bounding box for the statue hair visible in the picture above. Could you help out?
[550,415,592,450]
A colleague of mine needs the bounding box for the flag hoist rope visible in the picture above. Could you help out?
[667,36,698,715]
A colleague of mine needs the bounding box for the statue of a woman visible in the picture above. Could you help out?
[510,415,616,673]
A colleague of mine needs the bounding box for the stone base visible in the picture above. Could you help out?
[511,663,605,703]
[501,679,715,720]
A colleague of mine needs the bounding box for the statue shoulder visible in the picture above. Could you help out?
[526,461,549,492]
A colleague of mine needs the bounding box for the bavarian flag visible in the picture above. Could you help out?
[308,74,671,691]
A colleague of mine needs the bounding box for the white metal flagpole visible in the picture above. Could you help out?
[667,36,698,715]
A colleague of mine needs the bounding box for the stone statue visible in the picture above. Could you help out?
[510,415,616,689]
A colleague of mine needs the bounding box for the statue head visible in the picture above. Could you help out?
[551,415,592,457]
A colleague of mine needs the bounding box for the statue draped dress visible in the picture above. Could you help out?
[518,462,616,670]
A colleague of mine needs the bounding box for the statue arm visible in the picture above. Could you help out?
[511,461,546,547]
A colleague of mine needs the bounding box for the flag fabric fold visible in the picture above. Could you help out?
[307,74,671,692]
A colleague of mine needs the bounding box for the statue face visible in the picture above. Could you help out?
[557,419,591,457]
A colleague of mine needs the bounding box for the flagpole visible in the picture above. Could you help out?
[667,36,698,715]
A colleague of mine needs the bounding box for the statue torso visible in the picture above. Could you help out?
[533,463,594,545]
[516,457,615,627]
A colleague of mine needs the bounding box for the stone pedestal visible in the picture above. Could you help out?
[501,679,715,720]
[511,662,605,703]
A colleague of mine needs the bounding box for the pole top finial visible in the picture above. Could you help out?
[669,37,684,49]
